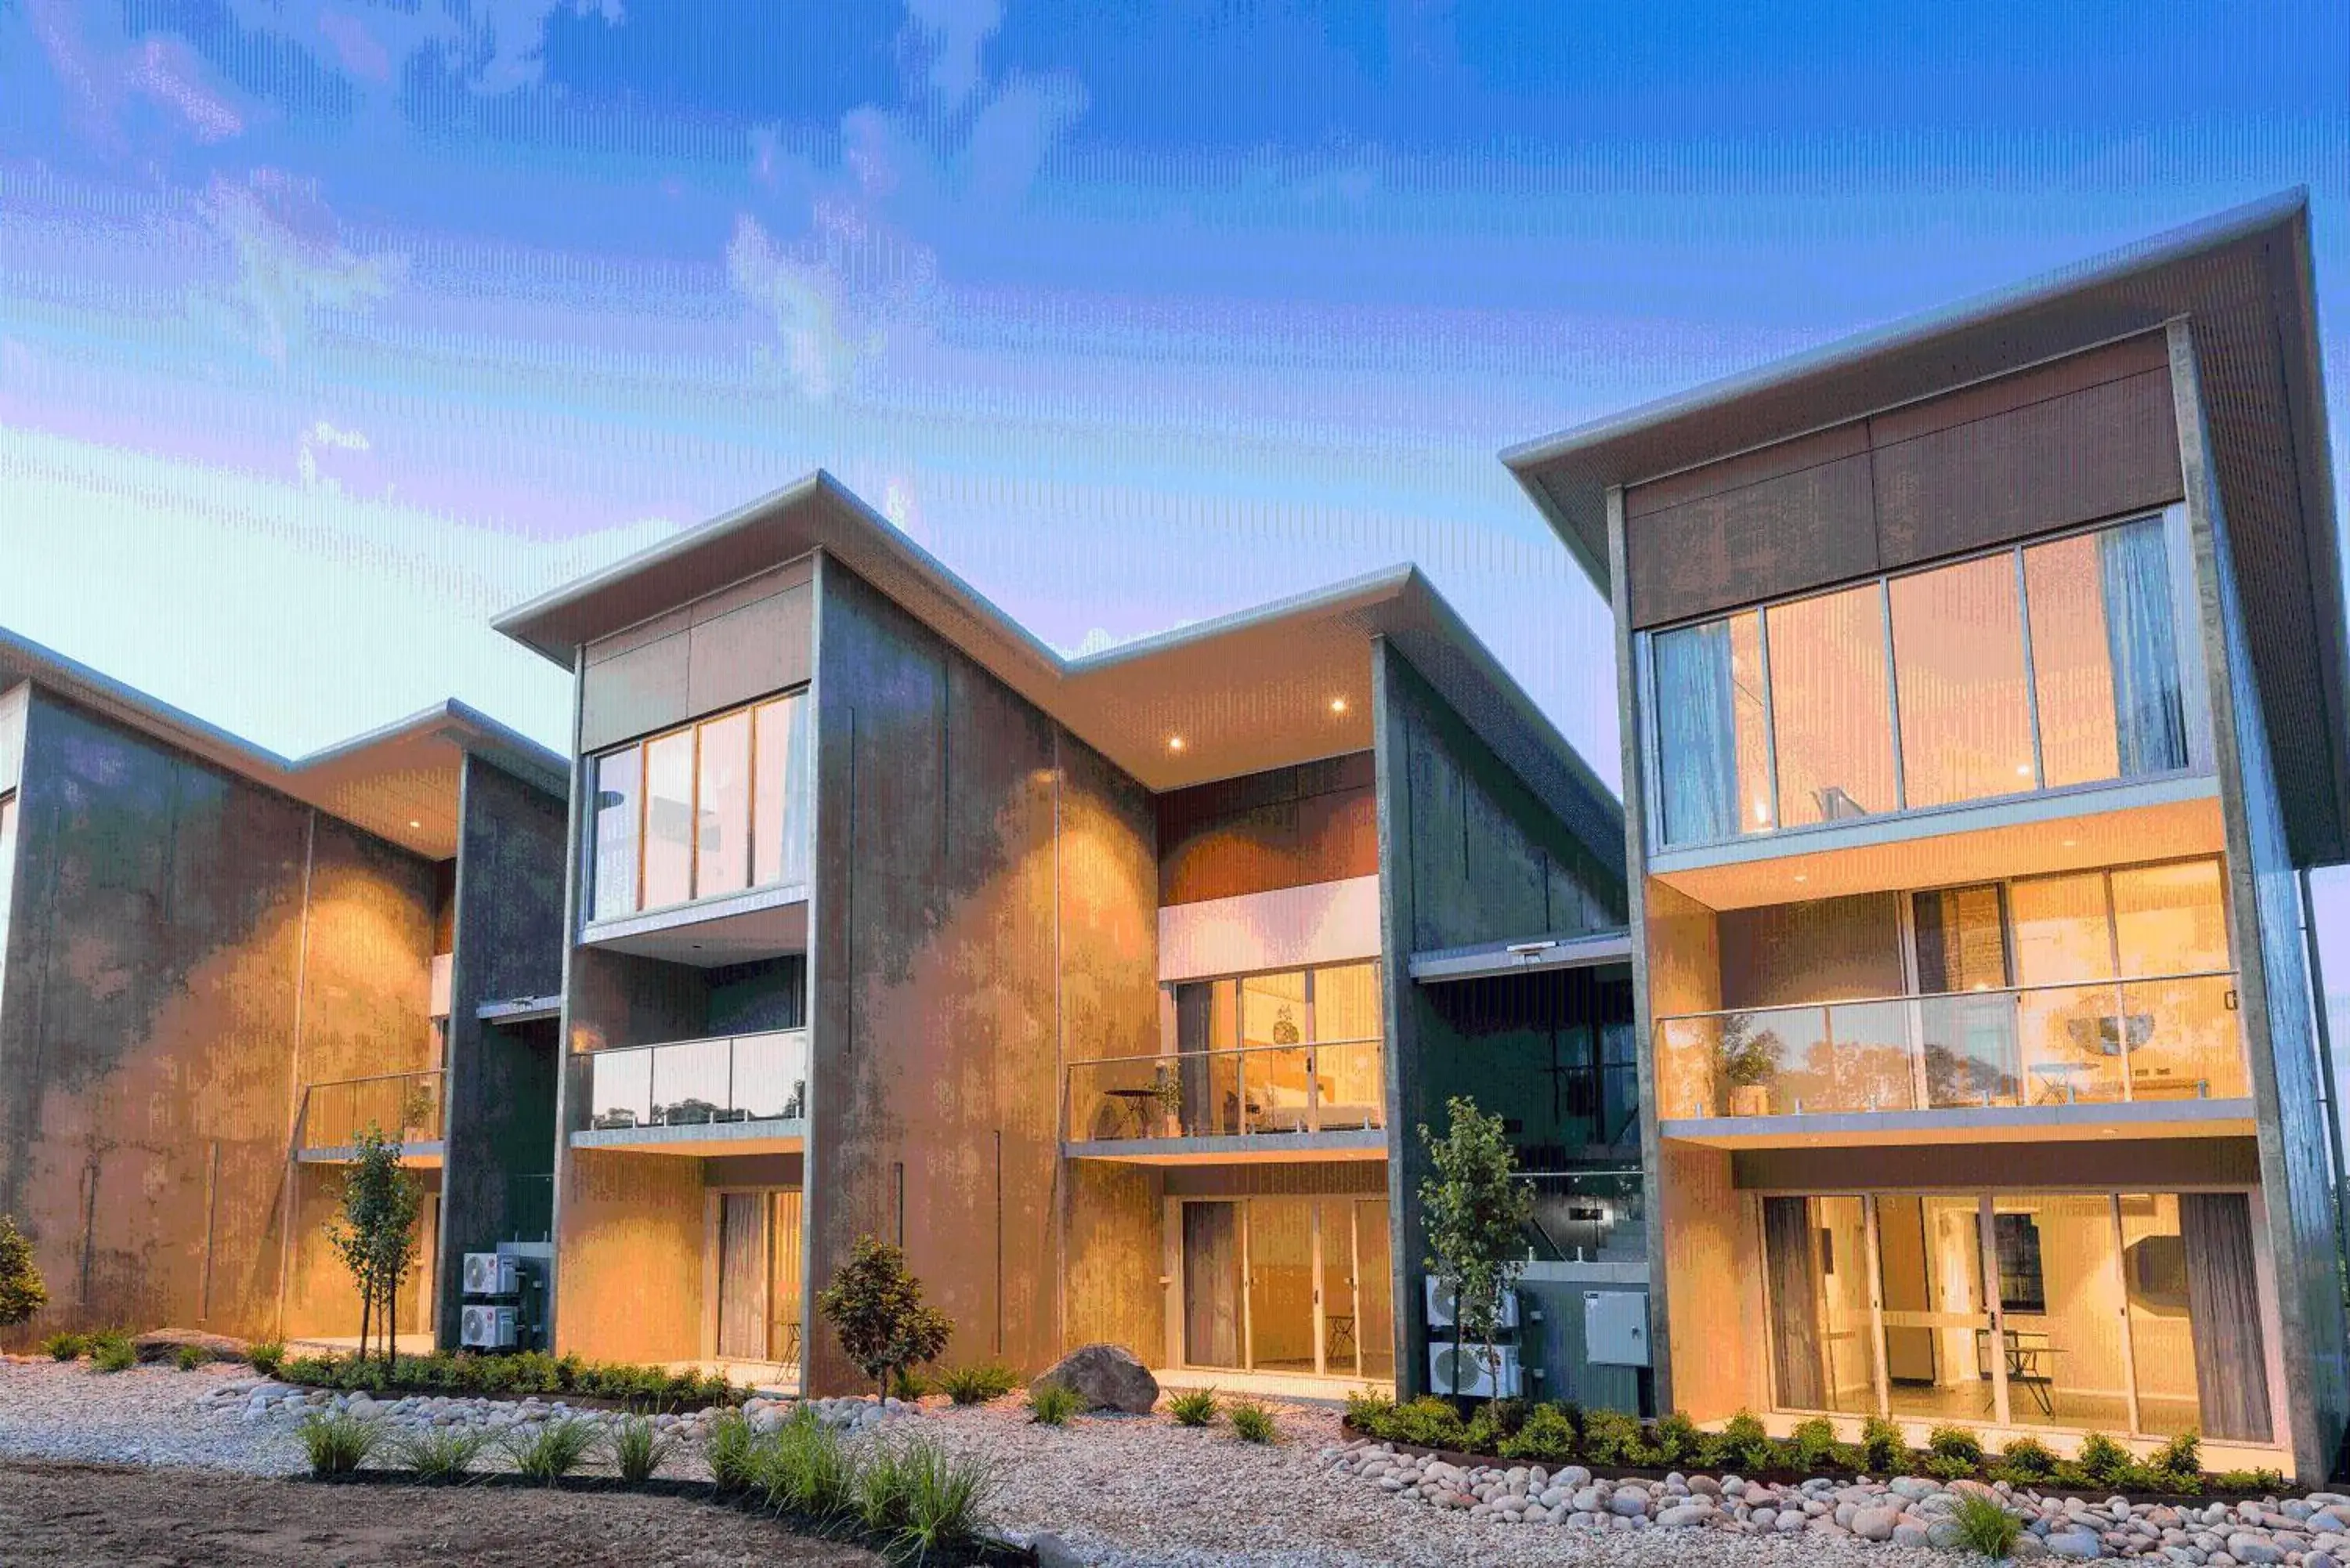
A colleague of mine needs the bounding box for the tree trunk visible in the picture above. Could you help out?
[357,1287,371,1367]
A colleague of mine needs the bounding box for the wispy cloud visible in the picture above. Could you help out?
[206,172,405,366]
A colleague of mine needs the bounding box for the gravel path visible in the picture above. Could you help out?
[0,1358,306,1473]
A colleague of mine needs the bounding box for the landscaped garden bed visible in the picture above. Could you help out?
[273,1349,746,1410]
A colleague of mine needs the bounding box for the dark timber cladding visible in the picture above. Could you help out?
[1155,751,1377,905]
[0,690,438,1342]
[805,555,1157,1393]
[1623,333,2182,629]
[1371,639,1627,1396]
[434,754,566,1346]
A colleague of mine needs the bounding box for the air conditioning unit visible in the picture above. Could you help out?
[462,1252,519,1297]
[1424,1276,1520,1332]
[1429,1341,1522,1399]
[461,1303,519,1350]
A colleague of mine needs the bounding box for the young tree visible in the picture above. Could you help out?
[816,1235,953,1399]
[0,1214,47,1329]
[327,1124,422,1368]
[1419,1096,1532,1406]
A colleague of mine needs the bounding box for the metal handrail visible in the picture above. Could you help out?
[580,1028,808,1129]
[1652,969,2236,1025]
[301,1067,446,1090]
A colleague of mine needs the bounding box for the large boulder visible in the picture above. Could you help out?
[1032,1343,1159,1414]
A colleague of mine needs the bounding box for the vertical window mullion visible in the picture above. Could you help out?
[1757,609,1782,835]
[2016,546,2046,789]
[1880,579,1907,811]
[634,742,649,914]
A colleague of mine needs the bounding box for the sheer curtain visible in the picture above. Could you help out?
[1654,620,1738,844]
[1762,1196,1828,1410]
[2099,519,2189,775]
[2179,1192,2273,1441]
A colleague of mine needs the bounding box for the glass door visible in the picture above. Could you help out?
[1245,1198,1317,1374]
[716,1191,769,1362]
[1181,1201,1245,1369]
[1354,1198,1394,1378]
[1876,1194,2005,1426]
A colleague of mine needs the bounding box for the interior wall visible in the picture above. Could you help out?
[0,691,438,1345]
[804,555,1158,1392]
[436,756,567,1346]
[1372,638,1629,1395]
[1718,893,1904,1010]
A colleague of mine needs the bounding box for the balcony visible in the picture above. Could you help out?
[1065,1039,1386,1163]
[296,1070,444,1165]
[1521,1169,1646,1267]
[569,1028,808,1154]
[1654,972,2253,1147]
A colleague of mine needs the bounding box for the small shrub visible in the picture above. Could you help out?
[1651,1409,1703,1464]
[1167,1388,1219,1427]
[1994,1435,2059,1484]
[1789,1416,1840,1472]
[1712,1409,1777,1472]
[280,1353,337,1386]
[2075,1431,2132,1487]
[606,1415,673,1485]
[246,1339,284,1377]
[1858,1414,1906,1473]
[298,1411,379,1476]
[1343,1389,1394,1433]
[889,1365,931,1403]
[1496,1402,1578,1462]
[90,1334,136,1375]
[1929,1424,1985,1467]
[817,1235,953,1400]
[758,1408,859,1519]
[937,1362,1019,1407]
[38,1332,83,1362]
[858,1439,920,1535]
[1923,1453,1976,1480]
[394,1426,487,1482]
[1576,1407,1642,1465]
[173,1344,205,1372]
[705,1411,762,1493]
[2149,1429,2201,1485]
[502,1418,595,1483]
[1384,1396,1468,1449]
[0,1214,48,1328]
[1953,1492,2023,1559]
[1228,1400,1276,1443]
[2213,1467,2285,1494]
[1027,1382,1083,1426]
[891,1436,999,1561]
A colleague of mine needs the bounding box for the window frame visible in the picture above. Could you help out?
[1641,508,2207,854]
[585,685,810,923]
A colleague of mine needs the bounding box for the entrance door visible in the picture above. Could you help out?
[1182,1201,1244,1368]
[717,1192,769,1362]
[770,1190,804,1367]
[1350,1198,1394,1378]
[1246,1199,1317,1374]
[1878,1194,2004,1426]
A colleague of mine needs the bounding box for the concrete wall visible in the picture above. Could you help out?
[804,555,1158,1391]
[1155,753,1377,905]
[2175,322,2348,1478]
[0,690,438,1343]
[554,1147,704,1363]
[1371,638,1629,1396]
[435,756,567,1345]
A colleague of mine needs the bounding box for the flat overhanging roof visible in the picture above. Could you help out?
[495,471,1623,865]
[1408,927,1632,984]
[0,626,566,861]
[1503,190,2348,866]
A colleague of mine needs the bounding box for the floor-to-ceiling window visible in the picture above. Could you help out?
[1175,1196,1394,1380]
[1649,514,2196,851]
[1762,1188,2275,1445]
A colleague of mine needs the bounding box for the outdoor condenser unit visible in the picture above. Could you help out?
[460,1303,519,1350]
[1428,1342,1522,1399]
[462,1252,519,1297]
[1423,1275,1520,1332]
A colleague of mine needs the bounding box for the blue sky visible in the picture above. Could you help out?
[3,0,2349,955]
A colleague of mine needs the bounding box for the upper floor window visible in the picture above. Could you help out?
[1650,515,2192,849]
[591,689,811,923]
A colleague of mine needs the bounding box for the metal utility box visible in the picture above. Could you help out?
[1585,1289,1650,1367]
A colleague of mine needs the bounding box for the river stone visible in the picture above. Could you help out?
[1030,1343,1159,1414]
[2225,1535,2286,1566]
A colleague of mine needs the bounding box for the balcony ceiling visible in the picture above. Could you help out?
[1505,190,2348,866]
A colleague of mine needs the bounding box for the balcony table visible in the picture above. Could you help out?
[1102,1086,1166,1139]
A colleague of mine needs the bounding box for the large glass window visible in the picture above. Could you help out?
[1890,553,2034,807]
[590,689,812,919]
[1651,515,2192,847]
[1768,583,1898,827]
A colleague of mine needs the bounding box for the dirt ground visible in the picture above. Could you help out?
[0,1461,888,1568]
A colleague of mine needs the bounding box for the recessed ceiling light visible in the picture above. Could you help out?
[408,819,421,829]
[1792,873,1808,883]
[1329,697,1348,714]
[2062,838,2077,848]
[1167,735,1185,752]
[2016,764,2034,777]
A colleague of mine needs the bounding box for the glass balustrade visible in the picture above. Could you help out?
[577,1029,809,1132]
[1065,1038,1386,1143]
[298,1070,444,1152]
[1654,972,2243,1119]
[1519,1170,1647,1263]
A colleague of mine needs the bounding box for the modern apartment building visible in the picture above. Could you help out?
[494,471,1636,1402]
[0,630,568,1351]
[1506,191,2348,1479]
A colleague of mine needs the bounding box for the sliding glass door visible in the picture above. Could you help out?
[1178,1197,1392,1380]
[1763,1189,2274,1445]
